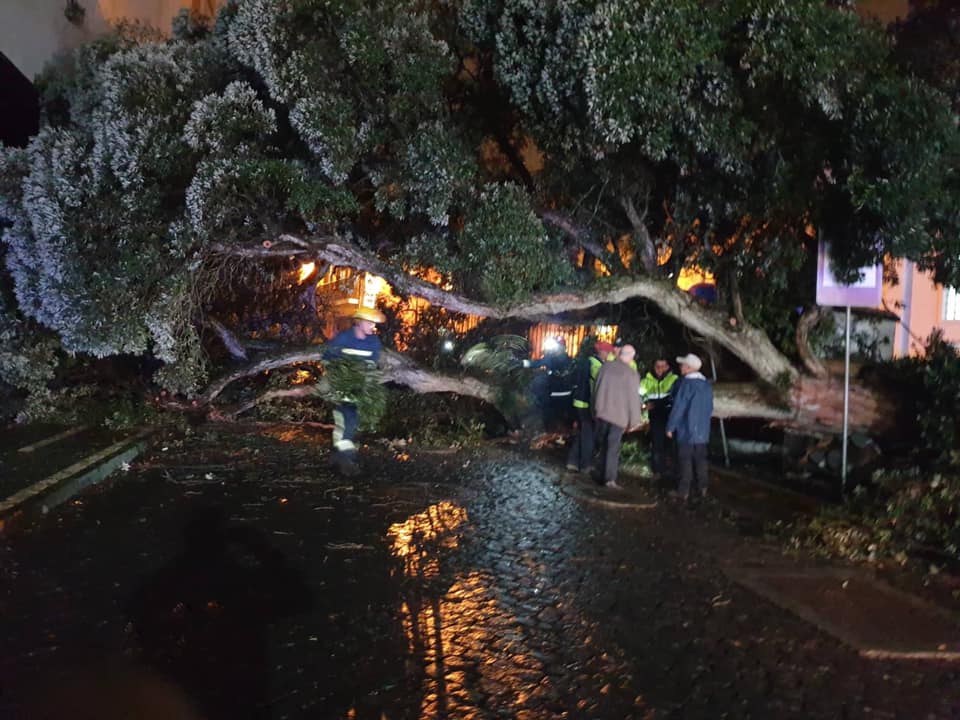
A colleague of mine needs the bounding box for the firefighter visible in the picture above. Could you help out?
[523,337,572,432]
[565,340,615,472]
[323,306,385,476]
[640,356,679,478]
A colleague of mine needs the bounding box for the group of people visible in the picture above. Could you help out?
[322,310,714,501]
[565,339,714,500]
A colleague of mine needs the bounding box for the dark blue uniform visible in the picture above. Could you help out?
[324,328,382,464]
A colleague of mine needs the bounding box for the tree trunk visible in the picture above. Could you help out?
[206,234,898,436]
[250,234,797,385]
[196,346,846,428]
[795,306,829,379]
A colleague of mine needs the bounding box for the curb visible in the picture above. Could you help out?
[0,429,152,534]
[726,565,960,661]
[559,474,659,510]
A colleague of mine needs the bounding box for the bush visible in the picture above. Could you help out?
[380,391,490,448]
[619,439,653,477]
[875,330,960,463]
[790,333,960,568]
[793,467,960,568]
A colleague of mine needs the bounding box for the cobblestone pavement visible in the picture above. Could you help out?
[2,425,958,719]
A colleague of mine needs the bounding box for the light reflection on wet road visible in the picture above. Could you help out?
[2,427,956,719]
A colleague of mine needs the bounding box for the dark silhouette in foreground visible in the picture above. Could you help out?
[125,505,312,720]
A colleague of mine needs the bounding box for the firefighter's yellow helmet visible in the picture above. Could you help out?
[352,307,386,324]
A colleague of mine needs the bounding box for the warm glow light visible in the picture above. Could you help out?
[388,504,542,717]
[291,369,313,384]
[388,501,468,579]
[528,323,618,358]
[361,273,386,308]
[676,266,715,292]
[298,261,316,283]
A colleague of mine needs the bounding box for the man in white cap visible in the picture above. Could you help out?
[323,307,386,476]
[666,353,714,501]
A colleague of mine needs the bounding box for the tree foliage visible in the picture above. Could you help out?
[0,0,957,404]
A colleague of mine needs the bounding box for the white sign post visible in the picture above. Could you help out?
[815,240,883,493]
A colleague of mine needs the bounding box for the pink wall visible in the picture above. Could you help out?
[885,260,960,356]
[857,0,909,23]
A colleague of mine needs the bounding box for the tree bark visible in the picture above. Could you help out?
[205,234,900,436]
[619,195,657,273]
[199,347,497,408]
[247,234,798,385]
[539,209,619,269]
[207,318,248,361]
[195,345,818,426]
[795,306,829,378]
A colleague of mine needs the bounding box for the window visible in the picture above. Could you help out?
[944,287,960,321]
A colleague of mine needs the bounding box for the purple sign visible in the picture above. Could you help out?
[815,240,883,308]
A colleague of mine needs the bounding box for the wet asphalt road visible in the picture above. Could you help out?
[1,425,958,719]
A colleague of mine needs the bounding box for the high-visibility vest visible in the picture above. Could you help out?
[640,372,678,401]
[573,356,604,409]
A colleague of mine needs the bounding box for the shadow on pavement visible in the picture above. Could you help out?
[125,505,312,720]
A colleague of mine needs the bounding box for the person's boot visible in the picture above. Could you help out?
[331,452,361,477]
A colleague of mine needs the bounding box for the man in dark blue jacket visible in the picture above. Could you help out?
[665,353,713,500]
[323,307,385,476]
[565,340,615,473]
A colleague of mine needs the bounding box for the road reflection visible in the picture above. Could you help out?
[387,502,549,719]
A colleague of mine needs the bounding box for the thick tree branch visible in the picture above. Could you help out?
[796,306,829,378]
[208,317,248,361]
[619,195,657,273]
[199,346,497,407]
[539,209,618,268]
[196,344,801,425]
[210,234,796,384]
[229,234,798,385]
[728,271,746,328]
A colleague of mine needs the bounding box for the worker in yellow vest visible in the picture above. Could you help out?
[565,340,615,473]
[640,357,679,477]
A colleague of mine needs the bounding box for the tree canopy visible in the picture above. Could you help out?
[1,0,957,413]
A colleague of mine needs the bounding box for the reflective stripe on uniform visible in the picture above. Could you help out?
[332,409,345,445]
[334,439,356,451]
[549,390,572,397]
[573,399,589,409]
[645,392,671,400]
[341,348,374,357]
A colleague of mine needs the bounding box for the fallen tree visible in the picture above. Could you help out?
[197,342,899,437]
[1,1,955,435]
[201,236,892,433]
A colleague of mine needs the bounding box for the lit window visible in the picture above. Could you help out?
[944,287,960,321]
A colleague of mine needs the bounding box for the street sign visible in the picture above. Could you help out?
[813,239,883,494]
[815,240,883,308]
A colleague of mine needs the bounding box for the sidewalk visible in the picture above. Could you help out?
[552,453,960,661]
[0,423,151,532]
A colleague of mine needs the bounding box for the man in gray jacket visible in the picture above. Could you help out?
[666,353,714,500]
[593,344,643,488]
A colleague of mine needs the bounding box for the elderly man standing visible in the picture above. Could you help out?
[592,344,643,489]
[666,353,714,501]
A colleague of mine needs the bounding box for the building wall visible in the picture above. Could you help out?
[1,0,219,80]
[857,0,909,24]
[885,260,960,356]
